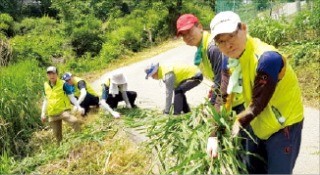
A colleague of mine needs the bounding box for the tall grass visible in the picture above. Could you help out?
[0,60,43,157]
[10,110,152,174]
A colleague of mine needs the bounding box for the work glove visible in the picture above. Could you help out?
[111,111,121,118]
[206,137,218,158]
[231,119,241,137]
[41,113,47,123]
[72,106,85,115]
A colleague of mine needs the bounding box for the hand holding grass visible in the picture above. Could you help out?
[206,137,219,158]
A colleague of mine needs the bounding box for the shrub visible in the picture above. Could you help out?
[70,15,104,57]
[99,42,124,63]
[10,17,70,66]
[0,13,15,37]
[249,17,290,47]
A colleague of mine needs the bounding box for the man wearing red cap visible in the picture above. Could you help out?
[176,14,244,113]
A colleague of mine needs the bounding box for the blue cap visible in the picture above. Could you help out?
[62,72,72,81]
[145,63,159,79]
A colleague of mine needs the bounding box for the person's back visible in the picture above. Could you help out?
[62,72,99,115]
[146,63,203,115]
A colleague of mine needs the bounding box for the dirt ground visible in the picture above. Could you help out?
[91,44,320,174]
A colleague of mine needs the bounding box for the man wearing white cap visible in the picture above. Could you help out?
[62,72,99,116]
[100,72,137,118]
[145,63,203,115]
[206,11,304,174]
[41,66,84,145]
[176,13,244,113]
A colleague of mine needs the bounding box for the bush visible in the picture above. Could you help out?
[249,17,290,47]
[70,15,104,57]
[0,60,44,157]
[0,13,15,37]
[10,17,71,66]
[99,42,124,63]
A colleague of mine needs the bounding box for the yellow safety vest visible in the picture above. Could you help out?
[240,36,304,140]
[44,79,71,116]
[199,31,214,80]
[158,65,200,88]
[201,31,244,107]
[73,77,98,97]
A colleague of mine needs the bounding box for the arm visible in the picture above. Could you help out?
[120,84,131,108]
[207,45,224,107]
[237,51,284,127]
[207,45,223,91]
[64,82,84,114]
[77,80,87,104]
[101,84,120,117]
[100,99,120,118]
[41,97,47,122]
[164,72,175,114]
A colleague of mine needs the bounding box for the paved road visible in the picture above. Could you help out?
[92,44,319,174]
[271,1,306,19]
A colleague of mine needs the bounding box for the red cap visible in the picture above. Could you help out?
[176,14,199,36]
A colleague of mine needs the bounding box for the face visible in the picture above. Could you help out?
[180,24,203,47]
[47,72,58,83]
[66,77,74,85]
[214,23,247,59]
[151,72,159,80]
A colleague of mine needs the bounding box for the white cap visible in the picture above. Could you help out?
[46,66,58,74]
[110,72,127,85]
[210,11,241,39]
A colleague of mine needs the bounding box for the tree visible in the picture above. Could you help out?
[252,0,270,11]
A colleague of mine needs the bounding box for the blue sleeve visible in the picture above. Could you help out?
[222,56,229,71]
[77,80,86,90]
[63,83,75,95]
[101,84,109,100]
[207,44,223,86]
[257,51,284,83]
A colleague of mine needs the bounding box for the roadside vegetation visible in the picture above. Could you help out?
[0,0,319,174]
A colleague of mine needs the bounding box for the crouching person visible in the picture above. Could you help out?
[100,72,137,118]
[62,72,99,116]
[145,63,203,115]
[40,66,84,145]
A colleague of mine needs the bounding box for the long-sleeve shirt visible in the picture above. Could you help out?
[238,51,284,127]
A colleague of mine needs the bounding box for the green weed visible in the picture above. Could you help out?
[129,103,248,174]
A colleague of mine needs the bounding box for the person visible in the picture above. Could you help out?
[206,11,304,174]
[62,72,99,115]
[100,71,137,118]
[176,14,244,112]
[40,66,84,145]
[145,63,203,115]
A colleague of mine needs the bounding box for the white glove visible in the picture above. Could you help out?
[232,120,241,137]
[77,106,85,115]
[206,137,218,158]
[111,111,121,118]
[41,113,46,123]
[72,106,85,115]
